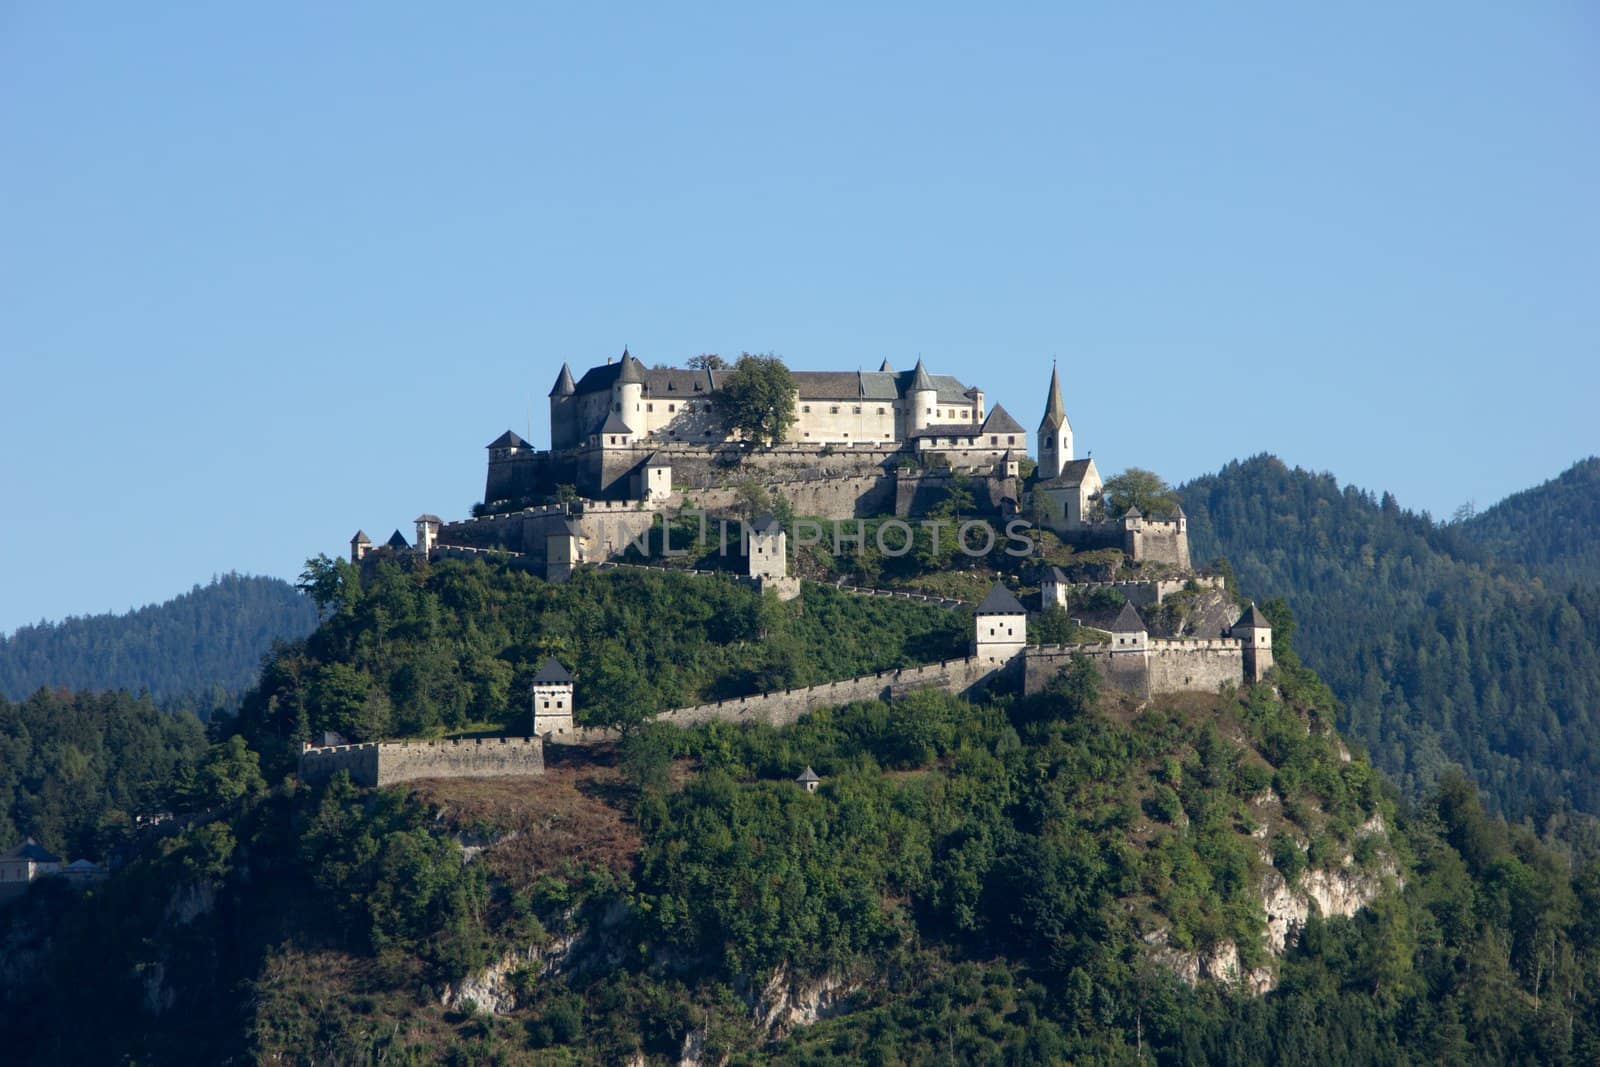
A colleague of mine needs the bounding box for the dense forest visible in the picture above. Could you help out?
[1459,456,1600,588]
[2,556,1597,1063]
[1180,456,1600,825]
[0,573,317,712]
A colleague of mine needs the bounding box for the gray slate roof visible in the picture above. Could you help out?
[2,838,60,864]
[350,530,371,545]
[487,430,529,449]
[616,351,645,384]
[750,513,783,534]
[975,582,1026,615]
[1110,603,1147,633]
[550,363,577,396]
[533,657,574,684]
[1039,458,1097,488]
[386,530,410,549]
[1234,603,1270,630]
[910,357,936,393]
[599,411,634,435]
[1040,362,1067,430]
[980,404,1025,435]
[796,766,821,783]
[414,514,443,525]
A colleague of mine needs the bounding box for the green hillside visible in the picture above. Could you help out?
[1180,455,1600,821]
[0,573,317,712]
[3,555,1598,1064]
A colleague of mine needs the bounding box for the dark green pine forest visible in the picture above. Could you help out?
[0,572,318,714]
[1181,455,1600,827]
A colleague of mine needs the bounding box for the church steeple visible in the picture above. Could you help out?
[1040,362,1066,430]
[1037,361,1073,480]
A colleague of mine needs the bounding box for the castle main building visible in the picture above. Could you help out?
[486,350,1031,508]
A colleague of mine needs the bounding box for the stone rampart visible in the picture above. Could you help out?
[1024,637,1244,699]
[683,473,896,520]
[654,656,1003,729]
[298,738,545,788]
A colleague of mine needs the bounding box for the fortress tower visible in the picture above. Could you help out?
[1037,362,1073,481]
[1231,603,1274,683]
[549,363,578,449]
[531,657,575,738]
[974,582,1028,663]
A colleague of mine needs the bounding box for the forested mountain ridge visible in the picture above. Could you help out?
[0,573,317,711]
[1179,455,1600,823]
[1459,456,1600,587]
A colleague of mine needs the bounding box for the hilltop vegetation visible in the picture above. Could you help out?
[5,660,1598,1063]
[0,573,316,713]
[241,558,966,767]
[1181,455,1600,826]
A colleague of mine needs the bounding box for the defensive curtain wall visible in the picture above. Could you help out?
[298,737,545,788]
[1023,639,1246,701]
[650,655,1009,729]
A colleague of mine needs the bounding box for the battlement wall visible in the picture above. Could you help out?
[655,656,1002,729]
[1023,637,1244,699]
[298,737,545,788]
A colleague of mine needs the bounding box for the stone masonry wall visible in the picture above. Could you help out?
[654,656,1005,729]
[298,738,545,788]
[1024,637,1244,699]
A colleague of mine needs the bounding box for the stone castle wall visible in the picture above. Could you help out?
[298,738,545,788]
[1023,637,1244,699]
[653,656,1006,729]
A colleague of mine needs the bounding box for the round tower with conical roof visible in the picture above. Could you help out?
[549,362,578,449]
[612,348,644,432]
[908,357,937,433]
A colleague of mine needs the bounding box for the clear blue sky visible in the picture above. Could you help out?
[2,3,1596,632]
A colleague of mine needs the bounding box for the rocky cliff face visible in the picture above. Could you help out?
[1153,818,1400,995]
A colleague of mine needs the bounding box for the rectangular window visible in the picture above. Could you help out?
[803,405,811,413]
[877,407,886,415]
[647,403,654,412]
[854,405,861,414]
[991,436,998,445]
[831,405,839,413]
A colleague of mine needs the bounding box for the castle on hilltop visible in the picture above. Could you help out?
[351,350,1188,580]
[320,346,1276,780]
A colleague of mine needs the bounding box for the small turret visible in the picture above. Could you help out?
[973,581,1027,662]
[745,513,786,581]
[1037,362,1073,480]
[909,357,937,432]
[1231,603,1274,683]
[414,514,442,554]
[530,657,575,738]
[1109,602,1148,652]
[550,363,578,449]
[350,530,371,563]
[796,766,821,793]
[613,348,645,432]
